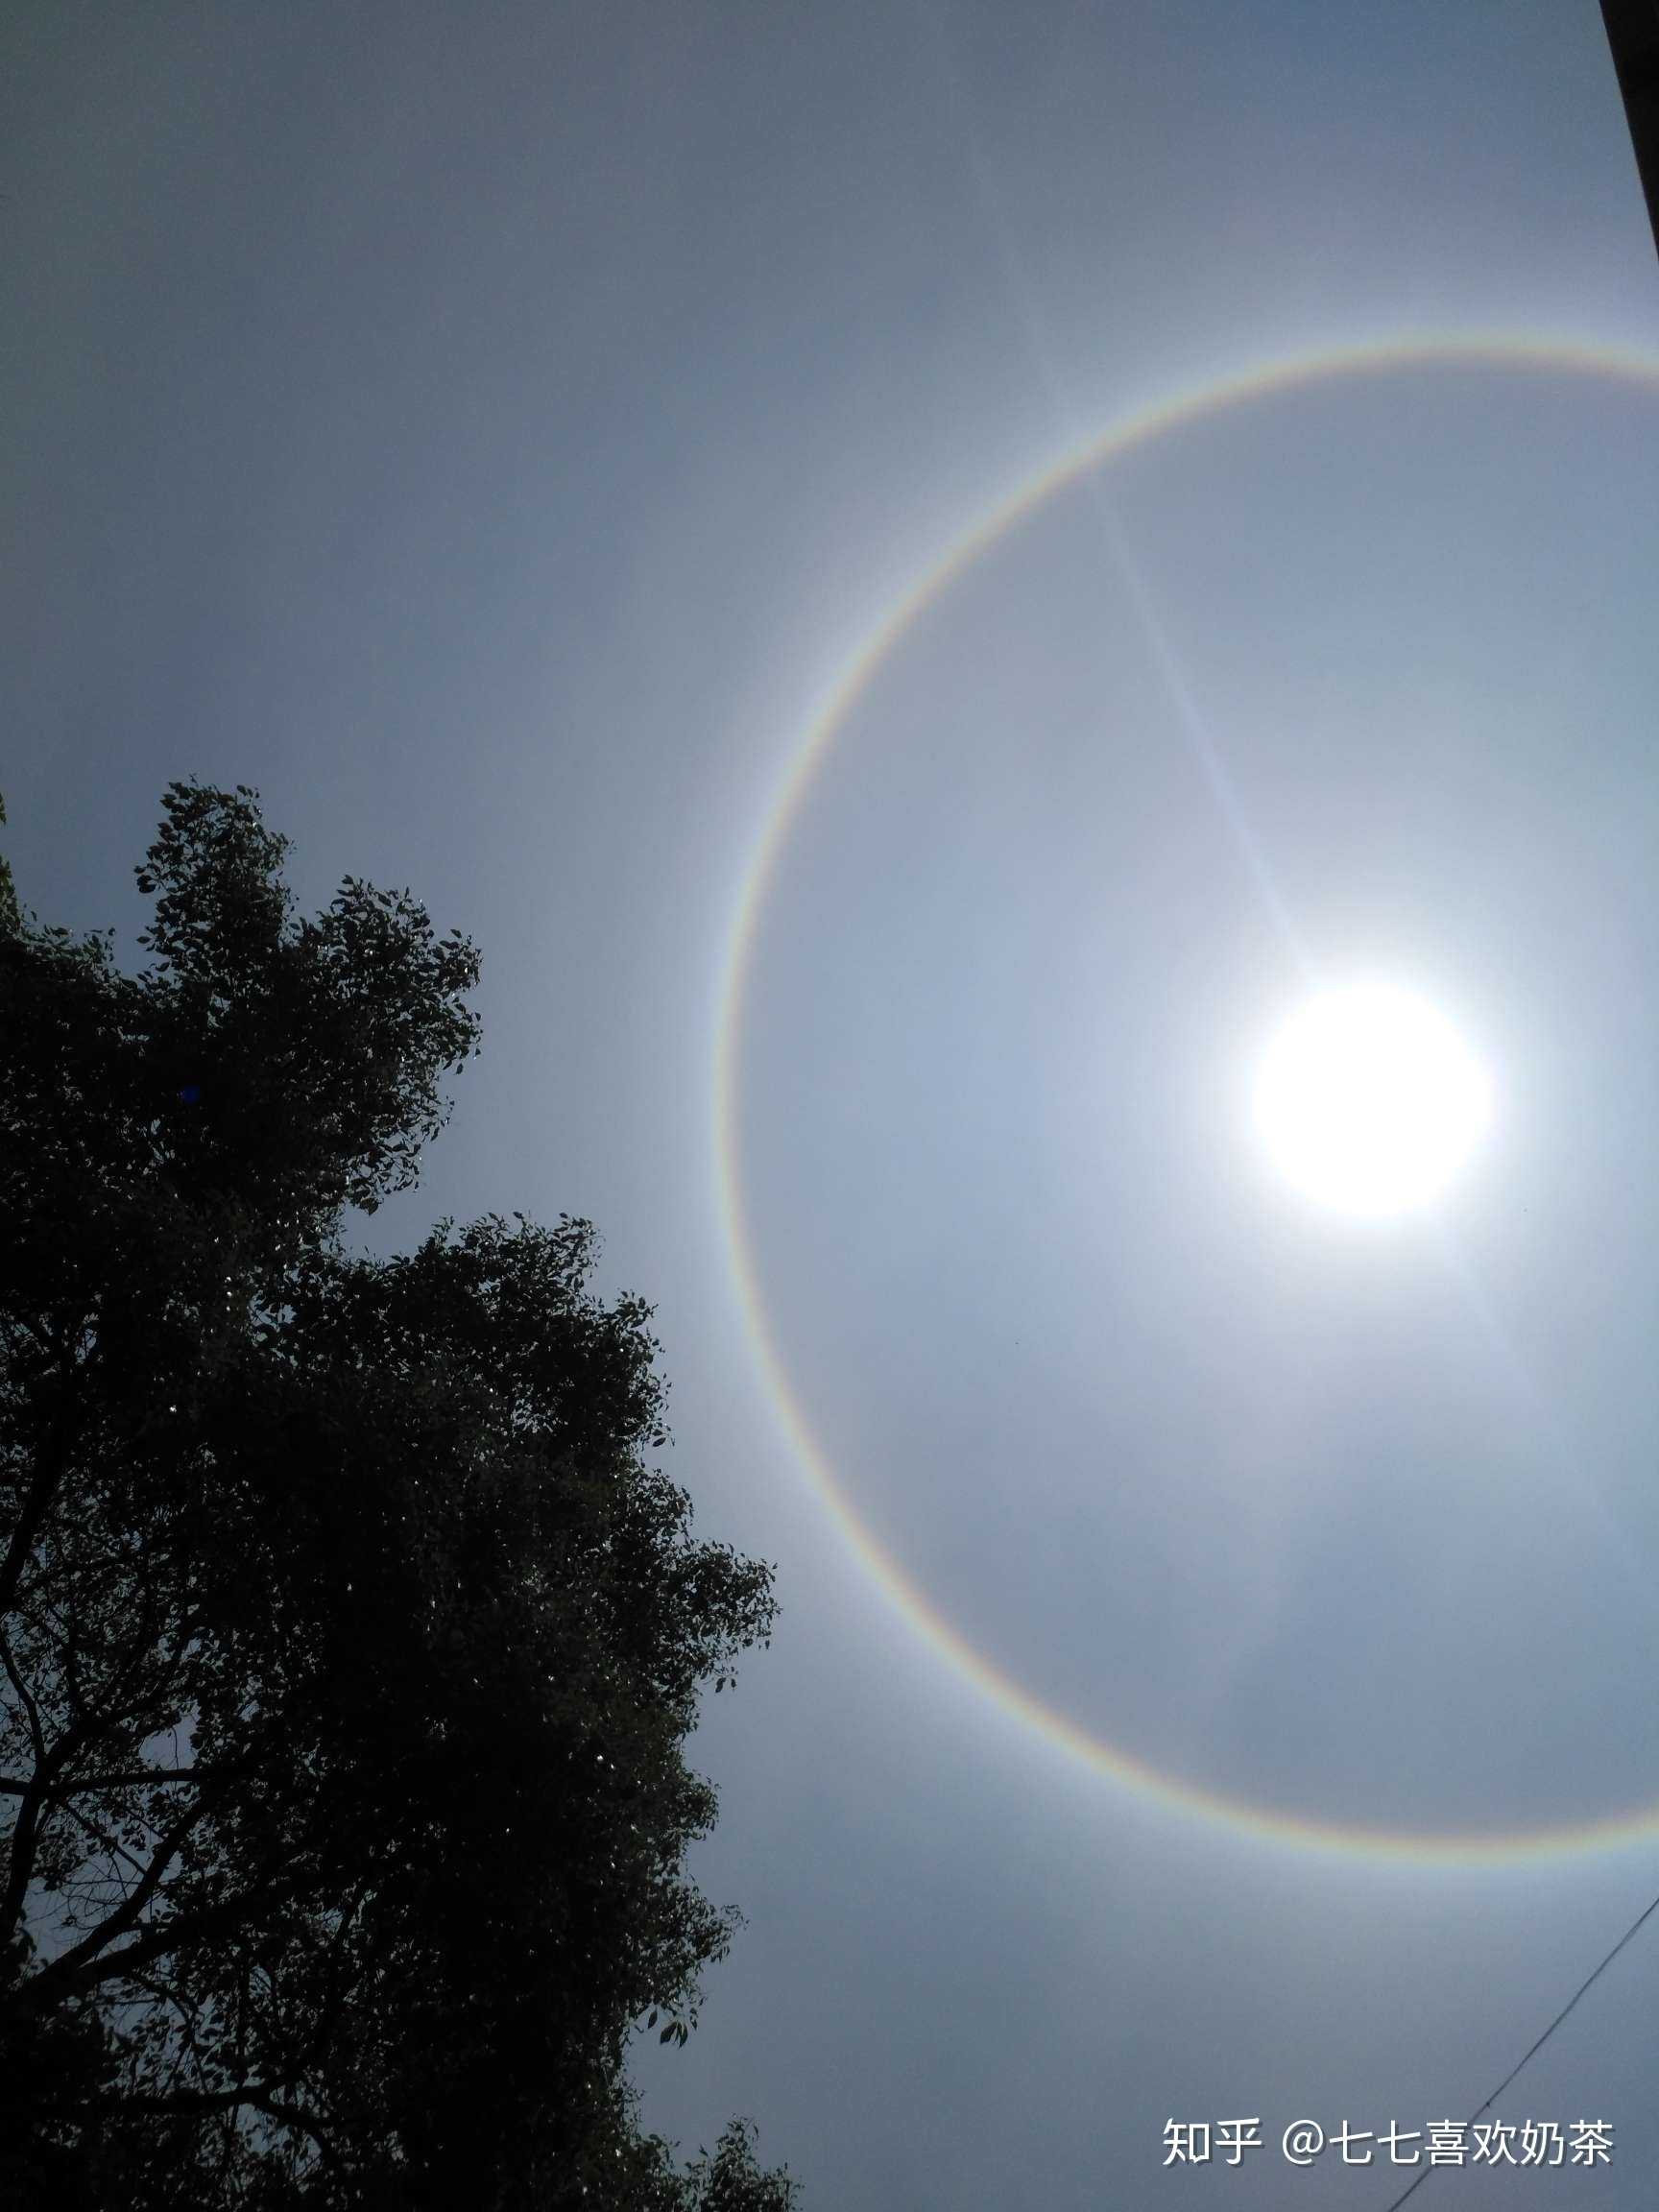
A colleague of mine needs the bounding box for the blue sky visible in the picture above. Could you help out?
[9,2,1659,2202]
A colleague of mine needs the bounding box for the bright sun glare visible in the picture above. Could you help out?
[1253,984,1493,1216]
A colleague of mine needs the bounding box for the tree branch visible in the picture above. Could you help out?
[8,1843,302,2020]
[10,1791,218,2004]
[0,1629,50,1947]
[0,1767,228,1796]
[0,1360,78,1619]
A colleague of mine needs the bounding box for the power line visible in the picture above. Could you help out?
[1380,1881,1659,2211]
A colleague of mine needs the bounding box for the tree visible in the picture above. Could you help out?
[0,784,799,2209]
[0,795,17,936]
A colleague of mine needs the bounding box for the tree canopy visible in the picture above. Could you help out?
[0,784,798,2210]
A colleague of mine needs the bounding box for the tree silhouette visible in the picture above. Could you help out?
[0,784,798,2208]
[0,796,17,936]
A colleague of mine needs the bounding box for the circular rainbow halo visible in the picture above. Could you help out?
[1253,983,1493,1216]
[718,334,1659,1853]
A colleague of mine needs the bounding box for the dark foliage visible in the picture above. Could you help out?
[0,785,798,2209]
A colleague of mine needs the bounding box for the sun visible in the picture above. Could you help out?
[1253,984,1492,1216]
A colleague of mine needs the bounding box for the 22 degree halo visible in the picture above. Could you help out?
[718,334,1659,1858]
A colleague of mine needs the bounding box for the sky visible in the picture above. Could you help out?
[8,1,1659,2203]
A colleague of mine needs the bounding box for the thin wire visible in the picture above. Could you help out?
[1380,1882,1659,2210]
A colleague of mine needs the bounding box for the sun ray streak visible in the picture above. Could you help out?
[915,0,1312,974]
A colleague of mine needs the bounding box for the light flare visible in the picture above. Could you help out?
[1254,984,1493,1216]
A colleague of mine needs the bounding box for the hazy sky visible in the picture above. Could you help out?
[10,2,1659,2203]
